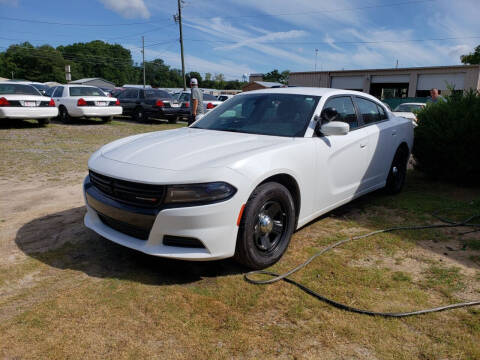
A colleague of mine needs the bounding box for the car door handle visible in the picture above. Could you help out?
[392,130,397,136]
[360,143,367,148]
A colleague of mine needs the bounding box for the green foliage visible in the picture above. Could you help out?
[412,89,480,184]
[263,69,290,84]
[0,41,247,89]
[460,45,480,64]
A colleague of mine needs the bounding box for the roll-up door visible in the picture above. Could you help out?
[417,73,465,90]
[331,76,364,90]
[371,75,410,83]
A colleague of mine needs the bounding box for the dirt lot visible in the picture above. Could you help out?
[1,118,479,359]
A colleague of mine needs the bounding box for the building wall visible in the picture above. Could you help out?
[288,65,480,96]
[248,74,263,82]
[242,83,266,92]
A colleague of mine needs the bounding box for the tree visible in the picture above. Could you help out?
[461,45,480,65]
[205,72,212,81]
[263,69,290,84]
[214,73,225,82]
[186,71,202,87]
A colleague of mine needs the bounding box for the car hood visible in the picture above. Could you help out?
[392,111,416,119]
[100,127,293,171]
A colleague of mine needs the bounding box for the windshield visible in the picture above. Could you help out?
[394,104,424,112]
[69,87,105,97]
[203,93,217,101]
[192,93,320,137]
[145,90,172,99]
[0,83,41,96]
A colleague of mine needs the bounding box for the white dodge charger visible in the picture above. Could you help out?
[84,88,413,269]
[0,82,58,125]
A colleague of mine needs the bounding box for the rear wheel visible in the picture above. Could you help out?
[58,106,70,123]
[133,107,147,122]
[385,146,409,194]
[38,118,50,126]
[235,182,295,269]
[168,116,178,124]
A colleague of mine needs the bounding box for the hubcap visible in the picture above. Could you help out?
[254,200,286,252]
[392,166,398,175]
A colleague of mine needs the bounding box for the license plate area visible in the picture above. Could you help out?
[95,101,108,106]
[23,101,37,107]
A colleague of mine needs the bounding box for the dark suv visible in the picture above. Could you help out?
[117,88,180,123]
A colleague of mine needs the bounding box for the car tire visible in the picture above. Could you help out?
[101,116,113,123]
[38,118,50,126]
[133,107,147,122]
[385,146,409,194]
[234,182,296,269]
[168,116,178,124]
[58,106,70,123]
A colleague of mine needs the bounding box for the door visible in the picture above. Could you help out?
[118,89,139,114]
[315,95,370,209]
[53,86,64,106]
[354,97,398,190]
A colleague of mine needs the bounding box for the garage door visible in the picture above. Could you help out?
[331,76,364,90]
[371,74,410,83]
[417,73,465,90]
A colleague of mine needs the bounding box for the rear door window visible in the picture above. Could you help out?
[53,86,64,97]
[355,97,381,125]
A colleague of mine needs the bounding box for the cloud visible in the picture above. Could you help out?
[99,0,150,19]
[184,17,312,66]
[0,0,19,5]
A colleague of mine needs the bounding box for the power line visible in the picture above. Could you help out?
[183,35,480,46]
[184,0,437,20]
[0,16,165,27]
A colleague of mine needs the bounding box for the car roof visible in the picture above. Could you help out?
[239,87,380,101]
[64,84,100,88]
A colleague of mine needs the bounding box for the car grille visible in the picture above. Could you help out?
[98,214,150,240]
[89,171,165,208]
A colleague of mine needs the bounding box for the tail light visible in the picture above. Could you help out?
[185,101,190,108]
[0,97,10,106]
[48,99,55,107]
[206,102,215,109]
[77,98,87,106]
[155,100,165,107]
[115,99,120,106]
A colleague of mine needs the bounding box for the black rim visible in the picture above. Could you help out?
[253,200,286,253]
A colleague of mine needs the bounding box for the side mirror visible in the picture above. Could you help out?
[321,107,339,123]
[320,121,350,136]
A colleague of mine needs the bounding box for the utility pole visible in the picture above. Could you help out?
[174,0,186,90]
[142,36,146,89]
[315,49,318,72]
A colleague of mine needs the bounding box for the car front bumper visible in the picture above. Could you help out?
[83,175,243,260]
[0,107,59,119]
[69,106,123,118]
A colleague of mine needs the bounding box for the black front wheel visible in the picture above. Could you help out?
[235,182,296,269]
[133,107,148,122]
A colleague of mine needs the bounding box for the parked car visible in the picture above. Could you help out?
[52,85,122,123]
[217,94,235,102]
[116,88,179,123]
[392,102,426,124]
[44,86,56,97]
[83,87,413,269]
[0,82,58,125]
[9,80,49,96]
[177,91,222,120]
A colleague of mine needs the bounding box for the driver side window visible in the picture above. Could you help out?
[323,96,358,129]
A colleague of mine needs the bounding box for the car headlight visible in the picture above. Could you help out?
[164,182,236,204]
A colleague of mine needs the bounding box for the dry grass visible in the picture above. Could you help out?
[0,118,479,359]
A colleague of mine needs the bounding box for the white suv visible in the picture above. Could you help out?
[52,85,122,123]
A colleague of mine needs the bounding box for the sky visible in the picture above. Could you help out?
[0,0,479,80]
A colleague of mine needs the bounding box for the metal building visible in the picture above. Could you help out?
[69,78,116,90]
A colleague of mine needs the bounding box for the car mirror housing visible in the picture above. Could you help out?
[320,121,350,136]
[320,107,339,123]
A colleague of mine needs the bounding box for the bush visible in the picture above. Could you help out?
[412,90,480,185]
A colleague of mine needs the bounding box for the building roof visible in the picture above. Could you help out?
[290,64,480,76]
[254,81,284,88]
[69,78,115,85]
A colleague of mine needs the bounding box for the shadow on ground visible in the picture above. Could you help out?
[15,206,247,286]
[0,119,45,129]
